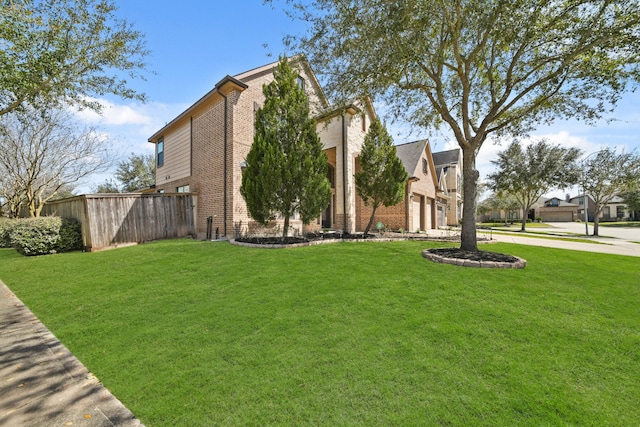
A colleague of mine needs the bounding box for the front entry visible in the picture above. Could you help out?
[322,203,331,228]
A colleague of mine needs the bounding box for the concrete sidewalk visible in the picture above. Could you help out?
[490,232,640,257]
[0,281,143,426]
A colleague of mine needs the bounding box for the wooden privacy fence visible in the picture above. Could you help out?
[41,193,197,251]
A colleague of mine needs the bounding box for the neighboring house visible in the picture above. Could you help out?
[477,205,522,223]
[432,149,463,226]
[356,139,443,232]
[570,194,632,222]
[148,57,440,238]
[538,197,579,222]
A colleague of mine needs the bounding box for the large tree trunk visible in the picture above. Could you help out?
[283,215,290,239]
[460,146,480,251]
[593,212,600,236]
[521,205,527,231]
[364,204,379,236]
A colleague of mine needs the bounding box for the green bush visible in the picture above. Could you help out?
[9,217,83,256]
[0,218,17,248]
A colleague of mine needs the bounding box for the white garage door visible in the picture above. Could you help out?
[412,199,422,232]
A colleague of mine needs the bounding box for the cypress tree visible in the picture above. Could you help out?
[240,57,331,239]
[355,119,408,236]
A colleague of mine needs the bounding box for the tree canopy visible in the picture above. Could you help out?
[583,148,640,235]
[240,57,331,239]
[0,0,150,116]
[488,141,582,231]
[355,119,408,235]
[273,0,640,250]
[0,106,111,217]
[96,153,156,193]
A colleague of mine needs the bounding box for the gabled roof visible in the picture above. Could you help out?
[395,139,442,193]
[315,97,377,123]
[395,139,428,176]
[432,148,461,167]
[148,55,327,143]
[234,54,329,109]
[544,197,579,207]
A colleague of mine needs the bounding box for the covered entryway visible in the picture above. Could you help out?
[322,163,336,228]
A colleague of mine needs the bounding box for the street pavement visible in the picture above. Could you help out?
[488,222,640,257]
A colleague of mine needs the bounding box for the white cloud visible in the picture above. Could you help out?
[69,98,189,194]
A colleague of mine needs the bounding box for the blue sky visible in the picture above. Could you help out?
[76,0,640,196]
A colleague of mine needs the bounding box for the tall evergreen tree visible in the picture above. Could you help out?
[240,57,331,239]
[355,119,408,236]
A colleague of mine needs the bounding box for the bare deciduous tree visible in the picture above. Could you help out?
[0,106,112,217]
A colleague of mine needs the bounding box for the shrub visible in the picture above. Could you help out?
[0,218,17,248]
[9,217,83,256]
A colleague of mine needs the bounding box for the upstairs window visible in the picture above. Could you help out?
[157,139,164,167]
[422,158,429,175]
[297,76,305,90]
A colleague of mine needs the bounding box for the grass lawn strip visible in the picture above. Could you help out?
[0,240,638,425]
[600,222,640,228]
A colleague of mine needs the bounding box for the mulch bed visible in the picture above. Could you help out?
[425,247,521,263]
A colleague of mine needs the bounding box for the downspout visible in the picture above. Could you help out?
[405,181,411,230]
[221,92,228,237]
[342,114,348,233]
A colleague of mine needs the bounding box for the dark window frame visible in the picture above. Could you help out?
[157,139,164,167]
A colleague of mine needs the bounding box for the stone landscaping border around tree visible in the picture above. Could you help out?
[421,249,527,269]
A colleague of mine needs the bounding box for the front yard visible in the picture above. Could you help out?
[0,239,638,425]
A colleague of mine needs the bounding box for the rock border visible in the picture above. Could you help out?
[422,249,526,269]
[229,237,496,250]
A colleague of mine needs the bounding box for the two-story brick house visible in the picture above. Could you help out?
[148,57,443,238]
[355,139,443,232]
[432,148,463,226]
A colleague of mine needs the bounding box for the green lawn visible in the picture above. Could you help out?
[1,239,638,426]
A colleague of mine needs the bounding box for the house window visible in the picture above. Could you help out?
[176,185,190,193]
[617,206,625,218]
[297,76,305,90]
[361,113,366,132]
[603,206,610,219]
[422,158,429,175]
[157,139,164,167]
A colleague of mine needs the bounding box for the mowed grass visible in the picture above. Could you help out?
[0,239,638,426]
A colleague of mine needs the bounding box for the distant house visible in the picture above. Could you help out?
[570,194,632,222]
[432,149,463,226]
[538,197,579,222]
[148,57,441,238]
